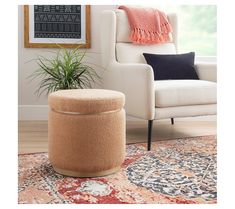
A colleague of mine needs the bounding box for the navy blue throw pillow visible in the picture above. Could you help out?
[143,52,199,80]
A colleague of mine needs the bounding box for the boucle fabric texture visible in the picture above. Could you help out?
[48,89,126,177]
[49,89,125,114]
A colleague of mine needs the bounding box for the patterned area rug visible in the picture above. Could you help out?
[18,135,217,204]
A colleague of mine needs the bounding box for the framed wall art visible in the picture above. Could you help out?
[24,5,91,48]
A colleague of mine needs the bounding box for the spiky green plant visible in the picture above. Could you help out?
[29,47,101,96]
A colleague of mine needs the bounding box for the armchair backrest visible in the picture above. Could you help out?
[101,9,178,67]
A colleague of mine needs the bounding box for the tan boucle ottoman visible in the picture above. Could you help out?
[48,89,125,177]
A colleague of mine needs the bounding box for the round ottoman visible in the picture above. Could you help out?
[48,89,126,177]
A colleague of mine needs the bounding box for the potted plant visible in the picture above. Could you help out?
[29,47,101,96]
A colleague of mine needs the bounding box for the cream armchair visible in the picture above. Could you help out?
[100,9,217,150]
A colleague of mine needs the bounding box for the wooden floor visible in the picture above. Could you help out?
[19,118,216,154]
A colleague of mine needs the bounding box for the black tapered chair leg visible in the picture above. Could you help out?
[147,120,153,151]
[171,118,174,125]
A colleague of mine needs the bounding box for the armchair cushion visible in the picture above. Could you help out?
[154,80,217,107]
[143,52,199,80]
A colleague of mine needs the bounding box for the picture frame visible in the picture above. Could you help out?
[24,5,91,48]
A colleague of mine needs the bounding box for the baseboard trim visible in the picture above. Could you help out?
[18,105,49,121]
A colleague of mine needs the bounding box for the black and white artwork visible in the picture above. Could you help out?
[34,5,82,39]
[24,5,90,48]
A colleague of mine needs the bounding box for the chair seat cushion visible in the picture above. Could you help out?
[154,80,217,107]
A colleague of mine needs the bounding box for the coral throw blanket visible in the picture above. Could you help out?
[119,6,172,44]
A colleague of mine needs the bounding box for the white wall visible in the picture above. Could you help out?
[18,5,117,120]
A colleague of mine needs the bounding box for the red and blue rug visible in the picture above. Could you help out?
[18,135,217,204]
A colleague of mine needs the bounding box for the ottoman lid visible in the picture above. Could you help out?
[49,89,125,114]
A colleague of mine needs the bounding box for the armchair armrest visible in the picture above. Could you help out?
[103,62,155,120]
[195,62,217,82]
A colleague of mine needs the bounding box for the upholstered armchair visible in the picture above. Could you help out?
[100,9,217,150]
